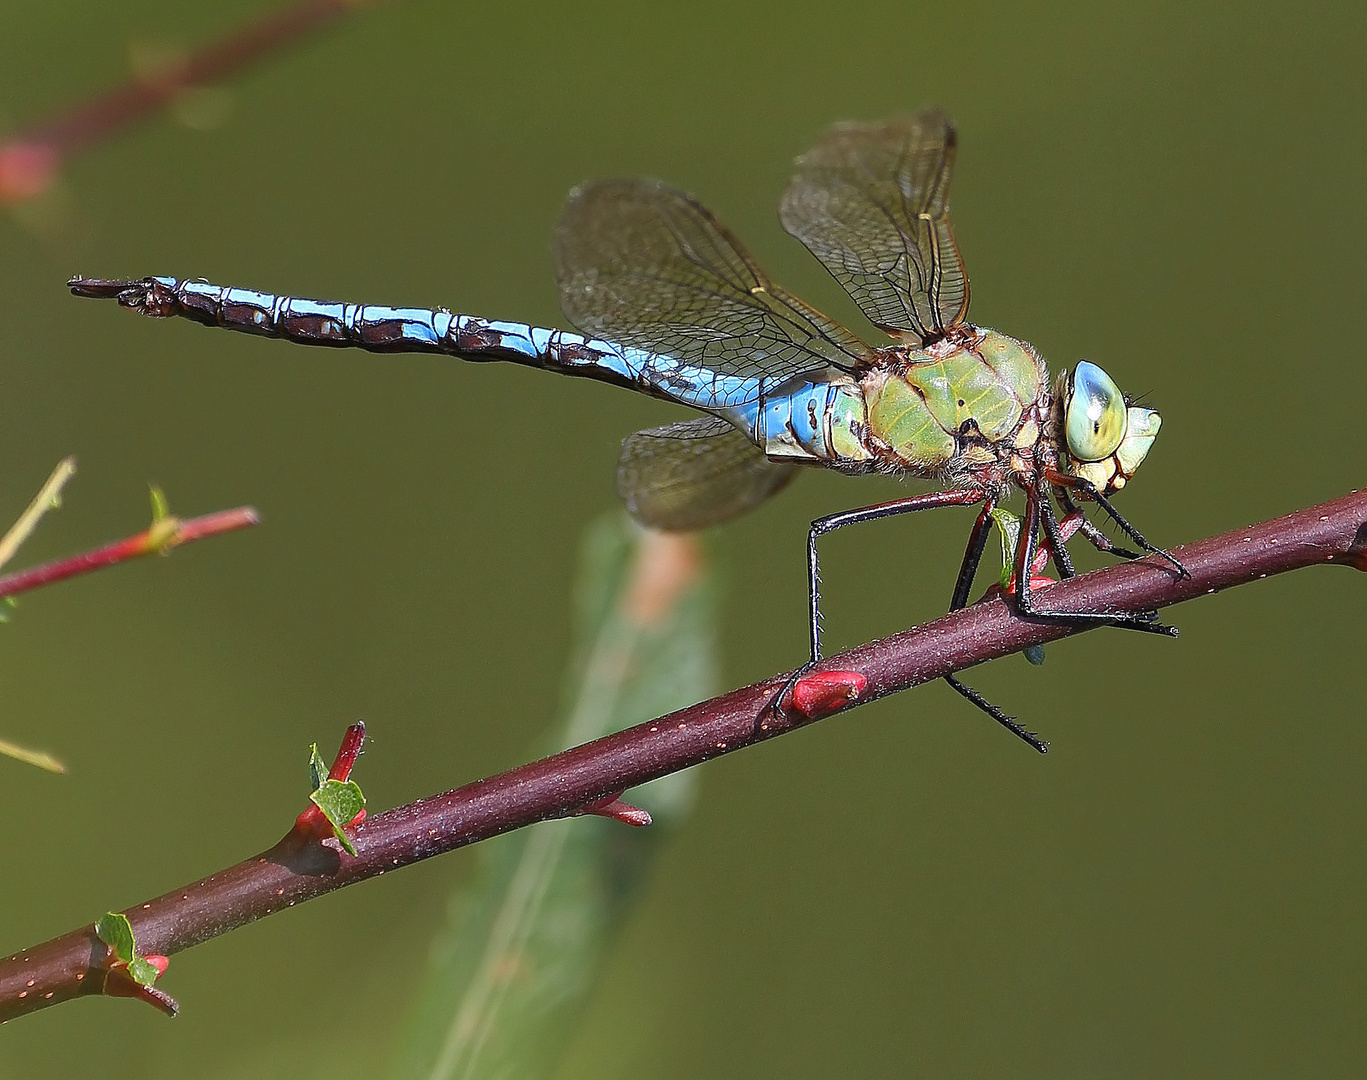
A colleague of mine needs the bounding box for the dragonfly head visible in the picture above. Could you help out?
[1056,361,1161,493]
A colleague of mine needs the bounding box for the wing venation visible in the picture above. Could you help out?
[616,416,797,531]
[780,107,970,342]
[556,180,873,410]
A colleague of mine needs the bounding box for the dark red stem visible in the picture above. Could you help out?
[3,489,1364,1021]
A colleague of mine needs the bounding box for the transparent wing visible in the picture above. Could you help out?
[780,107,970,343]
[616,416,798,531]
[556,180,874,410]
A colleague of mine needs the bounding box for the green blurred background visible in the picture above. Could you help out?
[2,0,1366,1075]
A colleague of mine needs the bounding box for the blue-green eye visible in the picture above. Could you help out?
[1065,361,1128,462]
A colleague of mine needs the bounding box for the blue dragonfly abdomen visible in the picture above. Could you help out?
[68,275,868,470]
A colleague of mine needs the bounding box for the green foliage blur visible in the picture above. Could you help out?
[1,0,1364,1076]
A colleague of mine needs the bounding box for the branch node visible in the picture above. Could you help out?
[102,961,179,1017]
[293,723,368,850]
[789,669,868,719]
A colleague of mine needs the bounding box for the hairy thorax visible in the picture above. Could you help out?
[856,325,1053,490]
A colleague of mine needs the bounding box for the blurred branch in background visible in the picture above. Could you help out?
[0,0,381,207]
[1,489,1364,1023]
[0,492,258,601]
[392,516,715,1079]
[0,461,259,773]
[0,457,77,571]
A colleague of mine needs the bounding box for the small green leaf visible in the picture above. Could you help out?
[94,913,136,963]
[0,597,18,624]
[127,956,160,987]
[989,507,1023,590]
[1024,644,1047,666]
[310,779,365,856]
[149,486,171,522]
[308,743,328,791]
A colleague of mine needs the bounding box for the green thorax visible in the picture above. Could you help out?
[859,327,1049,475]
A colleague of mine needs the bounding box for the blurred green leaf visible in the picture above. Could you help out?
[149,486,171,523]
[392,514,717,1080]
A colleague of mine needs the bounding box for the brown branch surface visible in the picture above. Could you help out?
[3,489,1365,1021]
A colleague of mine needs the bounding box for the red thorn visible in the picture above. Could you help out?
[144,956,170,978]
[981,572,1058,603]
[578,792,652,827]
[329,721,366,782]
[171,505,260,544]
[790,670,868,719]
[1002,573,1058,596]
[292,802,365,837]
[293,804,326,833]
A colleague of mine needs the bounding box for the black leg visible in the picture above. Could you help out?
[1055,488,1144,561]
[1038,490,1174,637]
[766,488,986,727]
[941,496,1051,753]
[1037,492,1077,578]
[1045,470,1189,579]
[948,496,998,611]
[1016,482,1178,635]
[804,488,987,663]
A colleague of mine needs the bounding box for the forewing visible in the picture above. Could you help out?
[616,416,797,531]
[556,180,873,409]
[780,107,970,343]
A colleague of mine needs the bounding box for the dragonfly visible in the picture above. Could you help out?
[70,106,1186,752]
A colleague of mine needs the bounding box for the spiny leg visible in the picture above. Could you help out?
[941,495,1050,753]
[940,487,1161,749]
[1055,486,1144,561]
[766,488,987,722]
[1014,483,1178,635]
[1036,489,1078,577]
[1043,468,1189,579]
[1037,488,1175,638]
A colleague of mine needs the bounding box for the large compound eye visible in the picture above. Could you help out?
[1065,361,1128,462]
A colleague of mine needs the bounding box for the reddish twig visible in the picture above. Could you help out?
[0,0,378,203]
[2,489,1364,1021]
[0,506,259,602]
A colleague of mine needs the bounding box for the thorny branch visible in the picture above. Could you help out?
[3,488,1365,1022]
